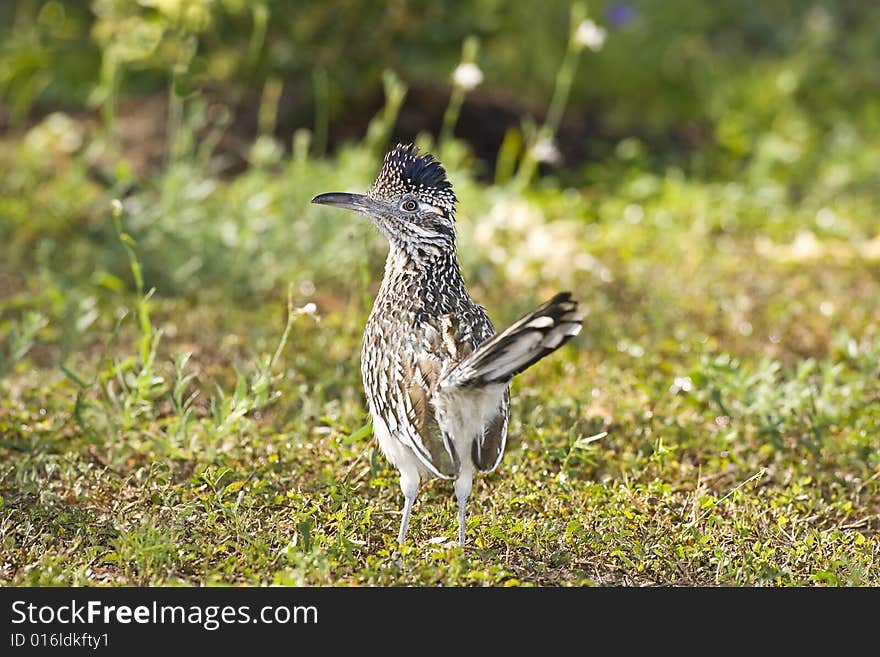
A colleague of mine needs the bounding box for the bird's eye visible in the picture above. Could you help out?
[401,199,418,212]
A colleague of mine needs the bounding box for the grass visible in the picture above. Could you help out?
[2,3,879,587]
[2,128,878,585]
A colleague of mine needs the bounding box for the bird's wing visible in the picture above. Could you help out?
[395,351,458,478]
[373,306,516,478]
[388,312,485,479]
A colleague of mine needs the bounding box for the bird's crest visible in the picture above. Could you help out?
[369,143,457,215]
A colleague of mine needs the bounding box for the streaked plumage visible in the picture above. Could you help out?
[312,143,583,548]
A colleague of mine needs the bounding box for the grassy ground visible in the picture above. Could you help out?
[2,107,879,586]
[2,3,879,585]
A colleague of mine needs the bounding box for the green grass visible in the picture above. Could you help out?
[2,1,879,587]
[2,121,879,585]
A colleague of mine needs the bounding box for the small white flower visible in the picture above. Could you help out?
[294,301,319,321]
[670,376,694,394]
[531,136,561,164]
[452,62,484,91]
[575,19,607,52]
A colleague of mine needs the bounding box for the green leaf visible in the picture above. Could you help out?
[342,422,372,445]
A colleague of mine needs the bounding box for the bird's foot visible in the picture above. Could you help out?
[390,548,403,568]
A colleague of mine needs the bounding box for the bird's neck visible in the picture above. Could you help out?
[376,243,470,314]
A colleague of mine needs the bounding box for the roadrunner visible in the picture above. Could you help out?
[312,143,583,547]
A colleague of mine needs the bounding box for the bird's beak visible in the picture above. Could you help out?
[311,192,376,214]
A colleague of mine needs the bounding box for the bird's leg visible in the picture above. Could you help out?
[397,467,420,545]
[397,494,415,545]
[457,498,466,548]
[454,470,474,548]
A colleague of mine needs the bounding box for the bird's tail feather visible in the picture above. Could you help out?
[441,292,583,389]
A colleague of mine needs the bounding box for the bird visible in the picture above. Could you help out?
[312,143,583,548]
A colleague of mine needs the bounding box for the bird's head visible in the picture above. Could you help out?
[311,143,458,256]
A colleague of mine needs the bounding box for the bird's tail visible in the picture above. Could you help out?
[440,292,583,389]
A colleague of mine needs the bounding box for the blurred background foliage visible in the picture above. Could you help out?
[3,1,879,175]
[0,0,876,333]
[1,0,878,360]
[2,1,880,586]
